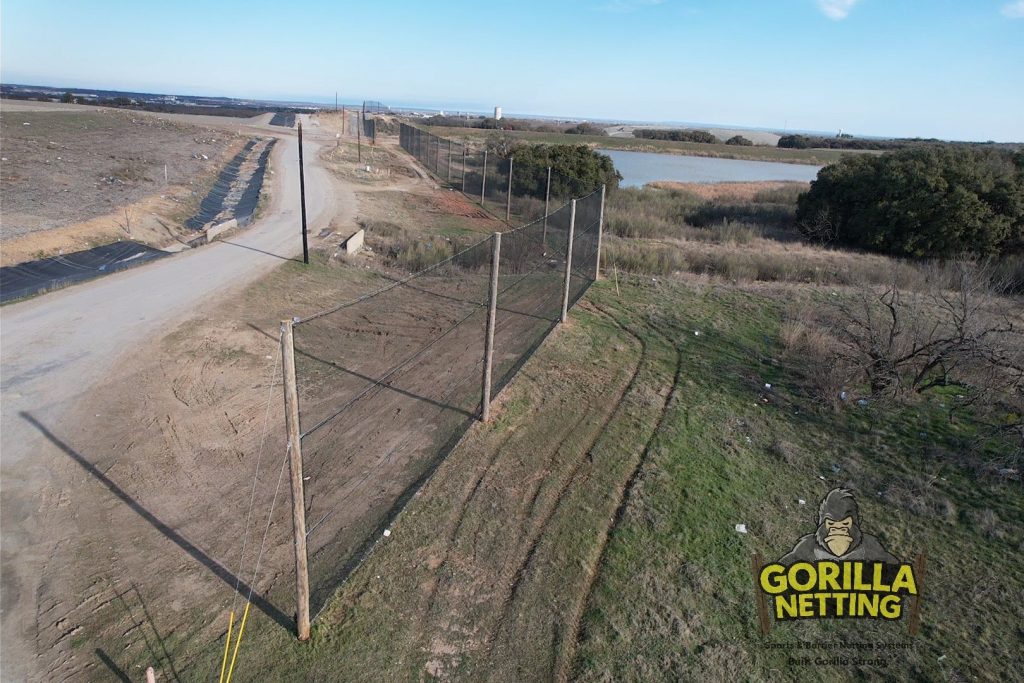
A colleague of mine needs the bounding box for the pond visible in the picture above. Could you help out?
[599,148,823,188]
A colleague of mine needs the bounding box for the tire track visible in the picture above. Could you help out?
[481,303,651,664]
[555,302,684,683]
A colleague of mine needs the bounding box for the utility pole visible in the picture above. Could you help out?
[280,320,311,641]
[298,121,309,265]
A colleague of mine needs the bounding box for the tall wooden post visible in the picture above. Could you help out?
[505,156,514,222]
[461,145,468,194]
[357,112,362,163]
[751,553,771,636]
[341,106,346,135]
[298,122,309,265]
[481,233,501,422]
[595,184,606,280]
[435,136,441,173]
[542,166,552,250]
[447,139,453,182]
[561,200,576,323]
[480,150,488,206]
[280,320,311,641]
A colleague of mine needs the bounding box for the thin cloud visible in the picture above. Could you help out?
[595,0,665,13]
[1001,1,1024,18]
[816,0,860,20]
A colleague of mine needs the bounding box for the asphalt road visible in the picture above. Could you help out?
[0,110,337,679]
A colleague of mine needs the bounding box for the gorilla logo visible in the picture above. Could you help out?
[780,488,897,564]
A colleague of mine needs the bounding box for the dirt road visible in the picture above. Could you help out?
[0,111,351,680]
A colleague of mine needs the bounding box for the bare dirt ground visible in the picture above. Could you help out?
[0,111,339,681]
[0,103,254,264]
[3,117,575,680]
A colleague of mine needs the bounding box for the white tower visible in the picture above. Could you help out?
[494,106,503,121]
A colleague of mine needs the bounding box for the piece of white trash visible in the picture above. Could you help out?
[735,523,748,534]
[383,529,391,537]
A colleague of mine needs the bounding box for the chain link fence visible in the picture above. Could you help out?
[285,129,605,618]
[399,123,591,225]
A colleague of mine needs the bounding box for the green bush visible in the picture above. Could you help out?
[725,135,753,146]
[796,148,1024,257]
[633,129,719,144]
[506,144,621,199]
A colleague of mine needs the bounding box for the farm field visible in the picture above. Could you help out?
[421,125,862,166]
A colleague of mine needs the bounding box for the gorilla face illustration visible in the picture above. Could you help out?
[814,489,863,557]
[779,487,899,565]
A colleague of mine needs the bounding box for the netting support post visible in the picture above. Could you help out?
[595,184,606,280]
[461,146,468,194]
[435,136,441,173]
[280,320,311,641]
[480,150,488,206]
[298,121,309,265]
[561,199,577,323]
[481,232,502,422]
[447,139,453,182]
[505,156,514,222]
[542,167,552,250]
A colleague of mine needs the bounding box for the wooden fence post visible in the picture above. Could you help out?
[505,156,514,222]
[751,553,771,636]
[542,166,552,250]
[481,233,501,422]
[561,200,576,323]
[595,184,606,280]
[461,145,468,195]
[480,150,488,207]
[280,320,311,641]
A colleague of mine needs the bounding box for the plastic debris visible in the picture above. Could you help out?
[798,499,806,505]
[839,391,849,401]
[383,529,391,537]
[857,398,870,406]
[694,330,701,336]
[735,524,748,534]
[764,383,772,389]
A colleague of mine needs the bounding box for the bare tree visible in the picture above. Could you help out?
[829,261,1023,407]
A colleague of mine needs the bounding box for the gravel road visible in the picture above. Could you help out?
[0,110,345,680]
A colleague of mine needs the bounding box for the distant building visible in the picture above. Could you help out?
[494,106,502,121]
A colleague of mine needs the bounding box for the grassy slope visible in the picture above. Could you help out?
[208,278,1020,681]
[422,126,864,166]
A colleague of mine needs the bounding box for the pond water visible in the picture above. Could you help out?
[599,148,823,188]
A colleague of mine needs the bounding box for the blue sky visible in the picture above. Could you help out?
[2,0,1022,140]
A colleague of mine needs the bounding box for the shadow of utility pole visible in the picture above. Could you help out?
[20,412,294,633]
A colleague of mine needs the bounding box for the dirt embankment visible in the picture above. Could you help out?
[0,109,250,264]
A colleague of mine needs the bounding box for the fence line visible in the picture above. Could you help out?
[275,123,607,633]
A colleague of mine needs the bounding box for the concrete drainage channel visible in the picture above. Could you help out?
[184,137,277,243]
[0,138,277,304]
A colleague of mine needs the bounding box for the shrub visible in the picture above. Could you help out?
[796,148,1024,258]
[633,129,719,144]
[725,135,753,146]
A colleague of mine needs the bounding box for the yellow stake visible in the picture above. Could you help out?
[218,611,235,683]
[224,602,251,683]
